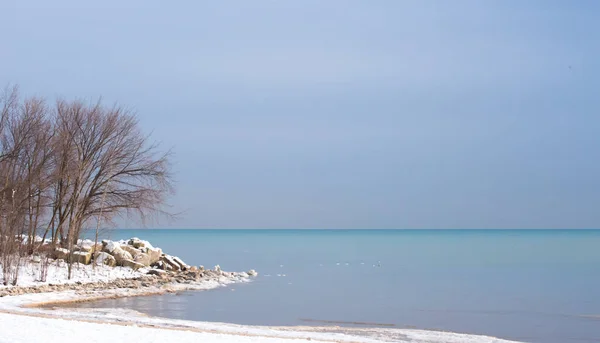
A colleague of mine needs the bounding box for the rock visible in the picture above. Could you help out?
[147,269,168,280]
[161,255,181,271]
[183,271,200,280]
[189,266,198,272]
[121,259,145,271]
[106,246,133,265]
[74,245,90,253]
[102,240,120,254]
[134,252,151,267]
[55,248,70,260]
[73,251,92,265]
[146,247,162,264]
[172,256,189,271]
[150,260,164,269]
[121,245,142,257]
[89,243,103,253]
[199,265,204,271]
[31,254,41,263]
[75,243,101,253]
[94,252,116,267]
[147,269,167,276]
[151,260,175,271]
[247,269,258,277]
[128,238,146,249]
[214,265,221,272]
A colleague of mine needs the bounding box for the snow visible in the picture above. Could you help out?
[0,286,523,343]
[93,252,112,264]
[0,313,332,343]
[18,234,51,245]
[0,309,524,343]
[102,240,120,253]
[129,237,155,249]
[0,259,144,288]
[0,275,524,343]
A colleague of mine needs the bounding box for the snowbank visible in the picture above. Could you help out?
[0,259,144,288]
[0,313,334,343]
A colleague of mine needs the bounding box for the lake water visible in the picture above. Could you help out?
[75,229,600,343]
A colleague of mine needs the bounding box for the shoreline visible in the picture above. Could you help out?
[0,236,522,343]
[0,278,523,343]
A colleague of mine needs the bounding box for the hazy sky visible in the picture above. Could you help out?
[2,1,599,228]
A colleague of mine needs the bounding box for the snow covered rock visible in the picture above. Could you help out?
[93,252,116,267]
[146,247,162,264]
[102,244,133,266]
[102,240,119,254]
[172,256,189,271]
[147,269,167,277]
[161,255,181,271]
[73,251,92,265]
[133,253,151,267]
[121,245,141,258]
[55,248,70,261]
[121,259,145,271]
[128,237,153,249]
[75,240,101,253]
[247,269,258,277]
[214,265,222,275]
[150,260,165,270]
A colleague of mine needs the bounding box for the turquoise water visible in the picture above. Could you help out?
[78,229,600,343]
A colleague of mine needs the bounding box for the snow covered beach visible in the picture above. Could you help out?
[0,290,523,343]
[0,237,522,343]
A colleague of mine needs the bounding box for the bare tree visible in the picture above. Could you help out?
[0,86,174,283]
[51,100,173,278]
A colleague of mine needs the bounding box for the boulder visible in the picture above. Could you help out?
[90,243,103,253]
[104,245,133,265]
[128,238,147,249]
[73,251,92,265]
[121,259,145,271]
[161,255,181,271]
[75,243,102,253]
[102,240,120,253]
[147,247,162,264]
[55,248,70,261]
[121,245,141,258]
[94,252,116,267]
[134,252,151,267]
[172,256,189,271]
[247,269,258,277]
[147,269,167,277]
[151,260,164,269]
[153,260,173,271]
[74,245,91,253]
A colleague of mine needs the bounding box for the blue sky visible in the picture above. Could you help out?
[2,1,599,228]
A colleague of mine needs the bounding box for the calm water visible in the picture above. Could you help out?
[76,229,600,343]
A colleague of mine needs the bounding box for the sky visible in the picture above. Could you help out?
[1,1,599,229]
